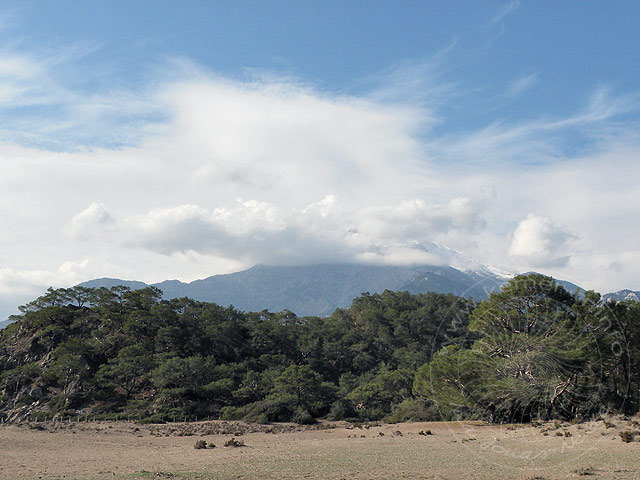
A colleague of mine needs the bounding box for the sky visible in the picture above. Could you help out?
[1,1,640,319]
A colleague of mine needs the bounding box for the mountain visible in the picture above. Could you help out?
[602,289,640,303]
[1,262,603,328]
[77,277,149,290]
[79,263,512,316]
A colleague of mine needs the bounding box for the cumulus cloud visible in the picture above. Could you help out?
[152,78,427,209]
[508,214,576,268]
[356,197,485,244]
[63,195,486,269]
[0,261,90,320]
[64,202,114,240]
[0,261,89,293]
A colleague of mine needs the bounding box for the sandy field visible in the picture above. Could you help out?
[0,417,639,480]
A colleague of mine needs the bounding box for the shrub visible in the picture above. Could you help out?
[572,466,595,476]
[242,397,295,423]
[137,414,167,424]
[619,431,636,443]
[220,406,245,421]
[292,407,315,425]
[254,413,270,424]
[224,438,245,447]
[385,398,439,423]
[327,399,356,421]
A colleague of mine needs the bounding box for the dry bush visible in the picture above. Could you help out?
[224,437,245,447]
[572,466,596,476]
[618,431,636,443]
[193,439,207,449]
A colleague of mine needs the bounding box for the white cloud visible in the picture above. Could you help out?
[64,202,114,240]
[356,197,485,244]
[154,78,427,209]
[62,196,486,269]
[0,261,89,292]
[0,54,41,79]
[428,85,640,169]
[488,1,520,27]
[0,41,159,148]
[508,214,576,268]
[366,43,459,110]
[0,260,90,318]
[355,246,448,267]
[505,73,538,97]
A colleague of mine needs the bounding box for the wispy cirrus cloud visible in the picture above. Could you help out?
[488,1,520,27]
[0,38,163,149]
[426,83,640,168]
[365,39,460,110]
[504,72,538,97]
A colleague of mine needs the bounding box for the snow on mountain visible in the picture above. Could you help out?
[602,289,640,303]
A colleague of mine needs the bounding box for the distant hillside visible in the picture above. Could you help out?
[80,263,510,316]
[602,289,640,303]
[78,277,149,291]
[1,264,605,328]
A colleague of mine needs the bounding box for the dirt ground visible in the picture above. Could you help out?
[0,417,639,480]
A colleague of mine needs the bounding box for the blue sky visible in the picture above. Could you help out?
[1,1,640,319]
[6,1,640,149]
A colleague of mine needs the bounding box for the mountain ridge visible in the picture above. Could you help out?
[602,289,640,303]
[2,264,635,329]
[78,263,523,316]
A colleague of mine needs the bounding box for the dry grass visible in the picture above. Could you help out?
[1,417,639,480]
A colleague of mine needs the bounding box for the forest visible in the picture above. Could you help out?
[1,273,639,424]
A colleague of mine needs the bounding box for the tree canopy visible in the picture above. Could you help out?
[1,274,638,424]
[415,274,639,421]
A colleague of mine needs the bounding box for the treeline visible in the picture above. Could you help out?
[416,276,640,422]
[0,274,639,424]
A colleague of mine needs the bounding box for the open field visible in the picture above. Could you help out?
[1,418,639,480]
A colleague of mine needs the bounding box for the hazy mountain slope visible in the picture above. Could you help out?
[400,266,506,300]
[80,264,510,316]
[78,277,149,290]
[602,289,640,303]
[4,264,634,329]
[159,264,499,315]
